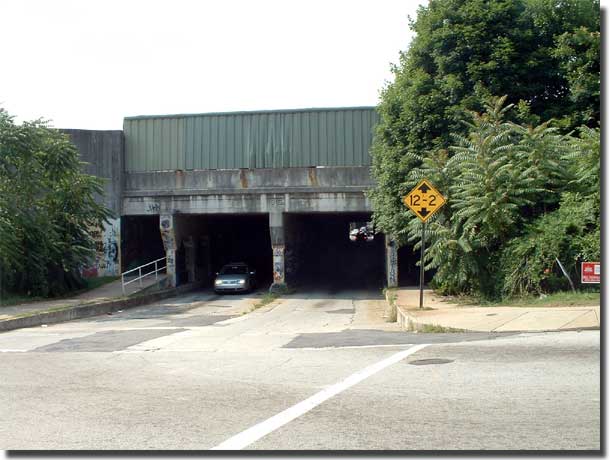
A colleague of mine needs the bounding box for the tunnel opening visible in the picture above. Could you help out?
[121,215,165,273]
[152,214,273,288]
[122,214,272,289]
[397,244,435,287]
[285,213,385,290]
[198,214,273,288]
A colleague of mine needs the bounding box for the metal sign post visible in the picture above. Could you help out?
[403,179,446,309]
[419,222,426,309]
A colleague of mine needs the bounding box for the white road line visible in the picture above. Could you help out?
[298,343,415,350]
[211,343,429,450]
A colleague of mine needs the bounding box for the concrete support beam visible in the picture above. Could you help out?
[270,212,286,291]
[385,235,398,288]
[159,214,177,287]
[122,191,371,216]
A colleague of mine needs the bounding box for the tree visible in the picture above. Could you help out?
[0,109,113,297]
[400,96,597,298]
[552,27,601,128]
[370,0,599,241]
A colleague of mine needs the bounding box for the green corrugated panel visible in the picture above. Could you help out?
[123,107,378,172]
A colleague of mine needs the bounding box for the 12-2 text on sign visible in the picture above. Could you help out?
[402,179,446,223]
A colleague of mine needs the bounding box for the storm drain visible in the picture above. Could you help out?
[408,358,454,366]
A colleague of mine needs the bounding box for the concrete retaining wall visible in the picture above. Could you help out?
[62,129,124,214]
[62,129,124,277]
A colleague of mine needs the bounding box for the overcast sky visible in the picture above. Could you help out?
[0,0,426,130]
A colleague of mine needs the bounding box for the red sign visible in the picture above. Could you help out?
[581,262,600,284]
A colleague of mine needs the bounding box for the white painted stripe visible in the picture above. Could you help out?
[211,343,428,450]
[298,343,415,350]
[0,349,27,353]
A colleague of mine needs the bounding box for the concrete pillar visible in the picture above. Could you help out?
[159,214,177,287]
[385,235,398,288]
[269,212,286,291]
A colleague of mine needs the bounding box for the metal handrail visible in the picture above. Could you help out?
[121,256,167,295]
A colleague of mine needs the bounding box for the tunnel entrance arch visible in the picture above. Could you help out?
[164,213,273,288]
[121,215,165,273]
[203,214,273,288]
[284,212,385,290]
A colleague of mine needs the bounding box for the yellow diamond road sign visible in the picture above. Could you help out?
[403,179,446,223]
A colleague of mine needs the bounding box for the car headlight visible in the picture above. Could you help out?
[238,279,245,284]
[215,280,222,285]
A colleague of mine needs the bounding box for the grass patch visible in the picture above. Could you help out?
[82,276,119,291]
[253,292,280,310]
[406,317,464,333]
[241,291,282,315]
[0,276,119,308]
[418,323,465,333]
[0,293,46,307]
[450,290,600,308]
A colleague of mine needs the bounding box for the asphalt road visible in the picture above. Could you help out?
[0,288,600,451]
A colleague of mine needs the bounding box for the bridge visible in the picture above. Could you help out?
[64,107,414,291]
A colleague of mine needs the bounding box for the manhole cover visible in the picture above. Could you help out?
[409,358,454,366]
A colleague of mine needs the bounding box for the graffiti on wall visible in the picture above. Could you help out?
[82,218,120,277]
[160,215,176,285]
[269,194,285,210]
[166,251,175,275]
[272,244,285,283]
[146,202,161,214]
[159,215,176,251]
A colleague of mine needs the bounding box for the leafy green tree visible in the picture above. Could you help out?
[400,96,594,298]
[0,109,112,297]
[370,0,599,241]
[552,27,600,128]
[500,125,600,297]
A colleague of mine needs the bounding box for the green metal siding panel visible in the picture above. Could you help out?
[124,107,378,172]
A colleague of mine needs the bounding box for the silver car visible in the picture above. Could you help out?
[214,262,256,293]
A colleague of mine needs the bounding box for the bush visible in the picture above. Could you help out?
[500,192,599,297]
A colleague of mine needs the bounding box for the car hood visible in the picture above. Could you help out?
[215,274,247,281]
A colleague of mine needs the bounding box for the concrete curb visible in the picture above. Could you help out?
[395,305,462,332]
[395,304,600,333]
[383,289,398,322]
[0,282,204,333]
[396,305,443,332]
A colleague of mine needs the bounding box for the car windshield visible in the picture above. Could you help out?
[220,265,248,275]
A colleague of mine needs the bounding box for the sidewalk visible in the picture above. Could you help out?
[0,275,203,333]
[0,276,163,321]
[393,288,600,332]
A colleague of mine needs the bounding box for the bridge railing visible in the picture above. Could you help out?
[121,256,167,295]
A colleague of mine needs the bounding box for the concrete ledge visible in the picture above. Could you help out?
[396,304,411,330]
[0,282,203,333]
[124,167,374,193]
[123,186,370,197]
[395,304,600,333]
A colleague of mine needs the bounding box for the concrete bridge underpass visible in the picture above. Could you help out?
[65,107,431,291]
[121,167,391,291]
